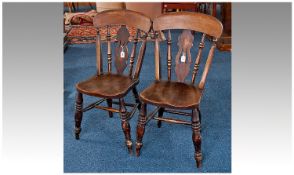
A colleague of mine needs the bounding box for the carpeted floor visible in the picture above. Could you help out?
[64,31,231,173]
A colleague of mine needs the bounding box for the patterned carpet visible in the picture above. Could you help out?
[65,25,153,44]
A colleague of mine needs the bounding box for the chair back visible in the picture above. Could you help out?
[93,10,152,79]
[153,12,223,89]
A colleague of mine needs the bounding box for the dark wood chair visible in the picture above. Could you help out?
[74,10,152,154]
[135,12,223,167]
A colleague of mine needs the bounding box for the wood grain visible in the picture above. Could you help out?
[153,11,223,38]
[93,9,152,33]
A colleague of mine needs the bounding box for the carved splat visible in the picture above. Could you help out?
[115,25,130,74]
[175,30,194,82]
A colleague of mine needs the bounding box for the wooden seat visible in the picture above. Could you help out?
[76,74,139,98]
[73,10,152,154]
[140,81,202,109]
[135,12,223,168]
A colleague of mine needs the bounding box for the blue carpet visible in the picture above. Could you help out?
[64,31,231,173]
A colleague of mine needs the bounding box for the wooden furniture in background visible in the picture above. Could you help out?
[74,10,152,154]
[162,2,197,13]
[135,12,223,168]
[217,3,231,51]
[162,2,217,16]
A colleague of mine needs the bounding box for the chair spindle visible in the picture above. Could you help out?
[133,35,147,79]
[191,33,206,83]
[155,32,161,80]
[198,38,217,90]
[129,29,140,77]
[167,30,172,81]
[107,26,112,73]
[96,28,103,75]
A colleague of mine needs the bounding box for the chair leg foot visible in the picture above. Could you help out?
[122,121,133,155]
[126,140,133,155]
[106,99,113,118]
[195,155,202,168]
[74,92,83,140]
[75,128,81,140]
[192,108,202,168]
[135,142,143,157]
[119,98,133,154]
[136,103,147,157]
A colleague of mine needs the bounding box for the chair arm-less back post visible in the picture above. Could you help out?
[191,33,205,84]
[198,37,217,89]
[133,37,147,79]
[167,30,172,81]
[154,31,161,81]
[106,26,112,73]
[93,10,152,79]
[129,29,139,77]
[96,28,103,75]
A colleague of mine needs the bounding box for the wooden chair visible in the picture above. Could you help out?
[135,12,223,167]
[74,10,152,154]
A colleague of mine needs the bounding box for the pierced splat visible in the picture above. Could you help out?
[115,25,130,74]
[175,30,194,82]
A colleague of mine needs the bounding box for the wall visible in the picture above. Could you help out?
[125,2,162,20]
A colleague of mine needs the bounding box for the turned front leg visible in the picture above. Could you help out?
[119,98,132,154]
[136,102,147,156]
[192,108,202,168]
[74,92,83,140]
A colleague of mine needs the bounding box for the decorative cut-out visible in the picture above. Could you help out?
[175,30,194,82]
[115,25,130,74]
